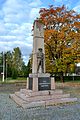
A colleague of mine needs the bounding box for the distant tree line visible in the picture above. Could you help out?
[0,47,31,79]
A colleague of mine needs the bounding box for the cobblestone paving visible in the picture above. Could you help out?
[0,94,80,120]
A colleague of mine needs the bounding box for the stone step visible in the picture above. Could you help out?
[9,94,27,106]
[22,97,77,109]
[20,89,63,96]
[10,94,45,108]
[22,101,45,108]
[10,94,77,109]
[15,91,70,102]
[45,97,77,106]
[10,92,77,108]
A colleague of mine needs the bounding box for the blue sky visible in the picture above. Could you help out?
[0,0,80,64]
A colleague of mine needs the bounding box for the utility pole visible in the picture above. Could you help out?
[6,59,7,81]
[2,51,4,82]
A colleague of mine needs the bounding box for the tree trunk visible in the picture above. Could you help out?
[60,71,64,83]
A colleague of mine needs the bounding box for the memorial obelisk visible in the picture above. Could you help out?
[32,20,45,74]
[27,20,55,91]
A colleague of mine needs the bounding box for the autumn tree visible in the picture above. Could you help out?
[39,5,80,82]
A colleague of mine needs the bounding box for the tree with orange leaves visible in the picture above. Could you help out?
[39,5,80,82]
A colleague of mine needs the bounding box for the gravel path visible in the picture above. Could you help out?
[0,93,80,120]
[0,83,80,120]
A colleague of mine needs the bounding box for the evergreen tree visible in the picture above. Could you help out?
[12,47,24,78]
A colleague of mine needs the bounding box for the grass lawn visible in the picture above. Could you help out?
[56,81,80,99]
[0,77,27,84]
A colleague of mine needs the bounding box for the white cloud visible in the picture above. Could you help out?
[13,41,32,47]
[0,0,42,63]
[2,0,29,24]
[26,36,33,44]
[0,35,17,39]
[0,40,32,53]
[73,5,80,13]
[5,23,19,29]
[29,0,42,7]
[29,8,40,19]
[0,23,7,34]
[11,23,32,36]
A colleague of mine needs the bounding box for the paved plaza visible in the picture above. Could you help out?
[0,83,80,120]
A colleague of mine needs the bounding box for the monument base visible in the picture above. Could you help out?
[27,73,55,91]
[10,89,77,109]
[10,73,77,109]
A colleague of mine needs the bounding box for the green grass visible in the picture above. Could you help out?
[0,77,27,84]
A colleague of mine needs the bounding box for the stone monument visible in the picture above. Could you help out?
[10,20,77,108]
[27,20,55,91]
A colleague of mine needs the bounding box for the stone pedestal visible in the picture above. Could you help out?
[28,73,54,91]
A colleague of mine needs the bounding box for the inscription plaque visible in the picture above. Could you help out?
[38,77,51,91]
